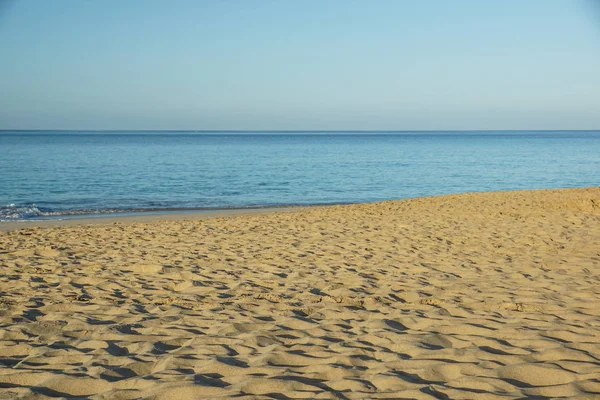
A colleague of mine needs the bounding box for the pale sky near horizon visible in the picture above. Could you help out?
[1,0,600,131]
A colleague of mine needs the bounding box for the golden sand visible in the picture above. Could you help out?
[1,188,599,399]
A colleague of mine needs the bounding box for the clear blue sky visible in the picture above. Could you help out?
[1,0,599,130]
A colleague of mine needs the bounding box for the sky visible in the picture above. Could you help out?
[0,0,599,131]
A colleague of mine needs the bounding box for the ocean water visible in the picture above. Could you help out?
[1,131,599,220]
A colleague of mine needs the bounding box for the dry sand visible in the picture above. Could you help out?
[1,188,599,399]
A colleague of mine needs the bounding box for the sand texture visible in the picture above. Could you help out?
[1,188,599,399]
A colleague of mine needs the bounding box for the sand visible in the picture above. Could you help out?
[0,188,599,399]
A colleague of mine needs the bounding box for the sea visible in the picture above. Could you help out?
[1,131,599,221]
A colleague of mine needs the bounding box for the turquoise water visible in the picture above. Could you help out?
[1,131,599,220]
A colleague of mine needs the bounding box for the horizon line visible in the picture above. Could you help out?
[1,129,600,133]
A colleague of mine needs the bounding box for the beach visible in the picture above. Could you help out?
[1,187,599,399]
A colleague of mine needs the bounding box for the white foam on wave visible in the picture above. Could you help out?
[0,204,44,220]
[0,204,138,221]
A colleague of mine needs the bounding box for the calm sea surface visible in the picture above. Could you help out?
[1,131,599,220]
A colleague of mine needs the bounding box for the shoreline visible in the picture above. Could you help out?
[0,206,304,231]
[2,186,597,232]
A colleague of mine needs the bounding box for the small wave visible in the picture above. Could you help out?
[0,204,214,221]
[0,204,99,221]
[0,204,46,220]
[0,204,130,221]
